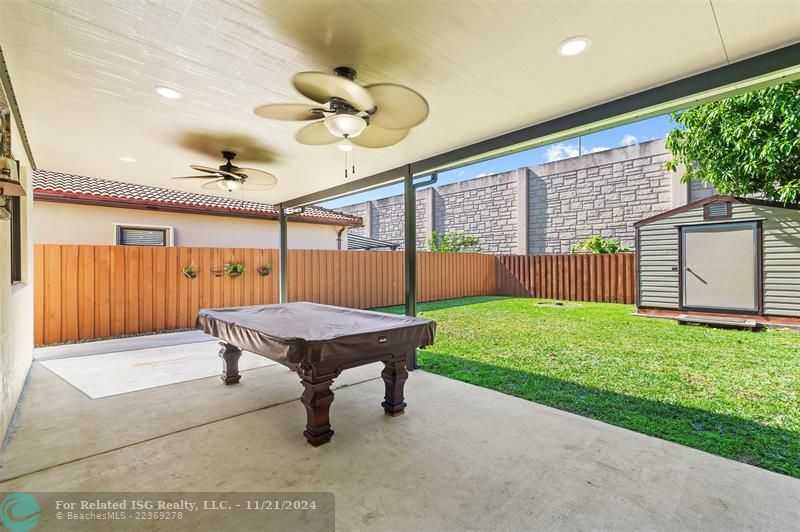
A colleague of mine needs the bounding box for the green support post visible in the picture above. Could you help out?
[279,204,288,304]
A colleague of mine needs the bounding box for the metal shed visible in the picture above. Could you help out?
[635,195,800,327]
[347,234,400,251]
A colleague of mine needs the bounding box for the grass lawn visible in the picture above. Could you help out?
[379,296,800,478]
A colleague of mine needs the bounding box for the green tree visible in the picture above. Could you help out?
[665,80,800,204]
[570,235,629,254]
[428,231,481,253]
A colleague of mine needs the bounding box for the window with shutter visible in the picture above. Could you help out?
[10,196,21,283]
[116,226,168,246]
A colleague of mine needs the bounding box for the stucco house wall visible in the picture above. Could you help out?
[33,201,349,249]
[1,110,35,442]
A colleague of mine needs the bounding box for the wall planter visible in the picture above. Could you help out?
[181,264,199,279]
[211,268,224,277]
[256,263,272,276]
[224,262,245,278]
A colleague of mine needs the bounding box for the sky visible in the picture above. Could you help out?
[321,113,675,209]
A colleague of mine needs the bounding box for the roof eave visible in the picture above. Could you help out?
[33,189,362,227]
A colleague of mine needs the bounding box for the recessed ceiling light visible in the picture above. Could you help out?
[154,86,182,99]
[118,156,137,163]
[558,36,591,56]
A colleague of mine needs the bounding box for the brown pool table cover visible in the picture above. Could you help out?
[196,302,436,366]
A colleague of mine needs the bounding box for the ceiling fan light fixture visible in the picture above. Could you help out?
[557,36,591,56]
[217,179,241,192]
[337,139,354,152]
[324,114,367,139]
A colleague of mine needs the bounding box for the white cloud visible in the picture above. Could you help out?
[545,143,580,162]
[585,146,610,154]
[545,143,612,162]
[620,134,639,146]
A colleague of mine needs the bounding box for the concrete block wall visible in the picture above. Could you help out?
[528,140,674,252]
[432,171,520,253]
[342,203,368,238]
[339,194,428,249]
[338,139,688,253]
[689,178,716,202]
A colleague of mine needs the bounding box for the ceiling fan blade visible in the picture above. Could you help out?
[296,121,339,145]
[201,179,226,190]
[189,165,220,174]
[179,132,278,162]
[365,83,429,130]
[171,175,218,180]
[351,125,409,148]
[293,72,375,111]
[254,103,324,121]
[237,168,278,186]
[191,165,245,181]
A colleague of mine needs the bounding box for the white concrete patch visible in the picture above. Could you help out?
[39,342,274,398]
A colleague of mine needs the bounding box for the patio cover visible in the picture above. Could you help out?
[1,1,799,318]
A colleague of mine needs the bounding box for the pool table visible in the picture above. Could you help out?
[196,302,436,446]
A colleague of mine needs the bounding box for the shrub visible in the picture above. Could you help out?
[570,235,630,254]
[428,231,481,253]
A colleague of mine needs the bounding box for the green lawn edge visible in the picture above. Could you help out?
[377,296,800,478]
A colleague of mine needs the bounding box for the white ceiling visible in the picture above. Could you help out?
[1,0,799,204]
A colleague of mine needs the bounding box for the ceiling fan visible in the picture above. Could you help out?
[254,66,429,150]
[171,151,277,192]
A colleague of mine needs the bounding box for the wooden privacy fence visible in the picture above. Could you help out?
[496,253,636,304]
[33,245,636,345]
[34,245,496,345]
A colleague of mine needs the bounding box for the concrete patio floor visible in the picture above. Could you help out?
[2,336,799,531]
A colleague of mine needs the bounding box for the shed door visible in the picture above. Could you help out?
[681,222,759,312]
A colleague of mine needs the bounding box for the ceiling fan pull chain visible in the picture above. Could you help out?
[344,150,348,179]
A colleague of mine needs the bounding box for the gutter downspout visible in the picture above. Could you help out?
[336,226,346,250]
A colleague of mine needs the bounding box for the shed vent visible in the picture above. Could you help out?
[704,200,731,219]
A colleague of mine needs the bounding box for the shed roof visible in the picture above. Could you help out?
[347,234,400,251]
[32,170,362,227]
[634,195,800,228]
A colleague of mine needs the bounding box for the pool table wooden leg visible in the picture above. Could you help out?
[382,358,408,416]
[219,342,242,385]
[300,376,335,446]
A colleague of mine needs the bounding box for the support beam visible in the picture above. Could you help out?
[403,166,417,371]
[279,204,288,304]
[404,170,440,317]
[404,171,438,371]
[404,165,416,318]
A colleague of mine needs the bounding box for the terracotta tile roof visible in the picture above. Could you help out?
[32,170,362,226]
